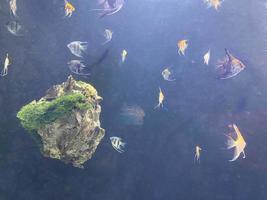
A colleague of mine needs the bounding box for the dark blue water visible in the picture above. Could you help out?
[0,0,267,199]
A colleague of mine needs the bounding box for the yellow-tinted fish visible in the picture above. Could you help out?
[64,0,75,17]
[204,0,222,11]
[177,40,188,56]
[194,145,202,163]
[226,124,247,162]
[121,49,127,63]
[154,87,164,109]
[9,0,17,17]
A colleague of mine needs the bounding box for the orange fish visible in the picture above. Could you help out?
[64,0,75,17]
[177,40,188,56]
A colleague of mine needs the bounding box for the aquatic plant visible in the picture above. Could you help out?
[17,93,92,132]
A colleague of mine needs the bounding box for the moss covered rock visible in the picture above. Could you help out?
[17,76,105,168]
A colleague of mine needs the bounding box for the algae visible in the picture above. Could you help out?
[17,93,92,132]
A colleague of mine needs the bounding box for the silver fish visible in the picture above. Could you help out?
[203,49,210,65]
[216,49,245,79]
[67,60,90,76]
[121,49,127,63]
[1,54,11,77]
[162,67,175,81]
[6,21,25,36]
[110,136,126,153]
[103,29,113,44]
[67,41,87,58]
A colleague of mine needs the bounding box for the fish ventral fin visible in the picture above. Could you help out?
[226,135,236,149]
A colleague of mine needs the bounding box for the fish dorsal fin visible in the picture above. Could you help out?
[224,48,235,62]
[233,124,243,141]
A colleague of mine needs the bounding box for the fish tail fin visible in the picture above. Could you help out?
[1,71,6,76]
[80,43,88,49]
[121,142,126,147]
[154,104,160,109]
[194,155,200,164]
[226,135,236,149]
[194,154,197,163]
[229,148,239,162]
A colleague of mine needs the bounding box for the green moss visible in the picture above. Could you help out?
[17,93,92,132]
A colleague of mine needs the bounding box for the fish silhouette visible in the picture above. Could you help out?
[216,49,246,79]
[93,0,125,18]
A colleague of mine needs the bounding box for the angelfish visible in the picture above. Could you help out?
[6,21,25,36]
[67,41,87,58]
[67,60,90,76]
[226,124,247,162]
[162,67,176,81]
[154,87,164,109]
[194,145,202,163]
[67,49,109,76]
[103,29,113,44]
[9,0,17,17]
[64,0,75,18]
[203,49,210,65]
[177,40,188,56]
[216,49,246,79]
[1,54,11,77]
[204,0,223,11]
[110,136,126,153]
[121,49,127,63]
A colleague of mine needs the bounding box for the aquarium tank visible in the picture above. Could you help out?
[0,0,266,199]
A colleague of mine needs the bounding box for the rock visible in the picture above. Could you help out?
[17,76,105,168]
